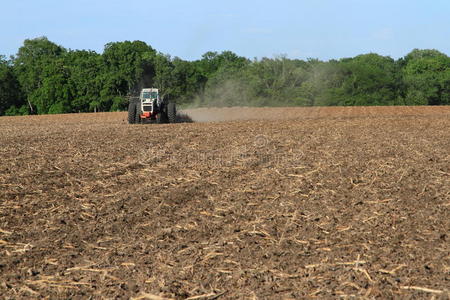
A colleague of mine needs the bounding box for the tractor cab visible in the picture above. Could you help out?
[140,88,160,113]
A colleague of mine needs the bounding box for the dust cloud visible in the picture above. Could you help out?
[180,106,323,122]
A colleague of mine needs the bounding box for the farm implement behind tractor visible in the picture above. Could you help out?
[127,88,177,124]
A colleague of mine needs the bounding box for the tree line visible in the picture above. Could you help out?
[1,37,449,116]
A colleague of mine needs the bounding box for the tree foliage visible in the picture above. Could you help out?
[1,38,449,116]
[402,49,450,105]
[0,56,22,115]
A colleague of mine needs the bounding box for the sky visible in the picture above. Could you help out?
[1,0,450,61]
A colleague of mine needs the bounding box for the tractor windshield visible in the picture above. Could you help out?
[142,91,158,99]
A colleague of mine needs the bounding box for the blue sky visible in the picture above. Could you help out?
[1,0,449,60]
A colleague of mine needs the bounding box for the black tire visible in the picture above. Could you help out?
[128,101,137,124]
[167,102,177,123]
[156,112,168,124]
[135,103,142,124]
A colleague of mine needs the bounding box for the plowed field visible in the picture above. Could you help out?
[1,106,449,299]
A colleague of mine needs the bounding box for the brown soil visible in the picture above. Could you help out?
[0,106,449,299]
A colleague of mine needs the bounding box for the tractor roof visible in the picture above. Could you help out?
[141,88,158,92]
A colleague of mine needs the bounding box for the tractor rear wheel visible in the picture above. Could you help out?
[128,101,137,124]
[167,102,177,123]
[156,112,168,124]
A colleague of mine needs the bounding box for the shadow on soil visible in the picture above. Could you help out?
[176,113,194,123]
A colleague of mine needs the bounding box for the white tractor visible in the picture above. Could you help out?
[127,88,177,124]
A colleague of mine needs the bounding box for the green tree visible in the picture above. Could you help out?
[28,58,72,114]
[171,57,206,105]
[0,56,22,115]
[13,37,66,113]
[65,50,104,112]
[195,51,251,106]
[245,56,308,105]
[153,53,174,99]
[197,51,249,79]
[402,49,450,105]
[298,59,332,106]
[102,41,156,91]
[323,54,401,106]
[99,41,157,111]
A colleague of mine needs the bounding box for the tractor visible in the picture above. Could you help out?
[127,88,177,124]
